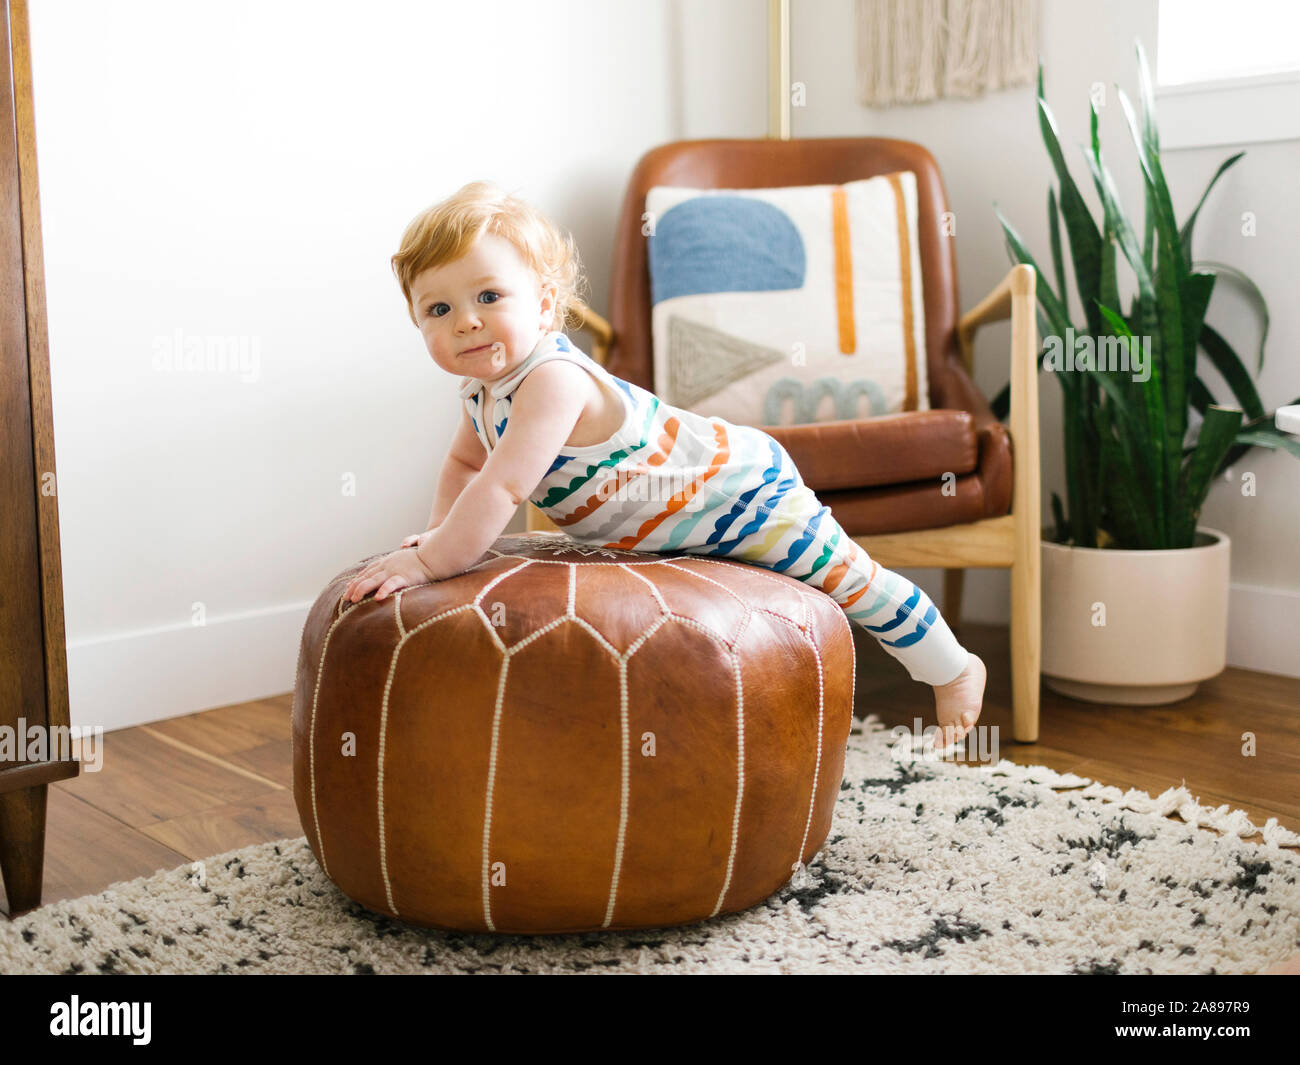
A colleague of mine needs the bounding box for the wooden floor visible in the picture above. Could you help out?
[4,621,1299,916]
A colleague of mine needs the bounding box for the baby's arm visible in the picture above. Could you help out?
[414,361,589,580]
[399,407,485,548]
[428,407,488,520]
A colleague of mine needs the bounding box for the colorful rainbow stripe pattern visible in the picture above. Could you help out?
[457,331,969,686]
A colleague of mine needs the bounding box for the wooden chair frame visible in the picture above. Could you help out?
[528,265,1042,742]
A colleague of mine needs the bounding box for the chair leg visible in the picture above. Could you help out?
[943,569,965,636]
[526,506,560,533]
[1011,548,1041,743]
[0,784,48,917]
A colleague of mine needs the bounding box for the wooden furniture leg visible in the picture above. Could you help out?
[944,568,965,636]
[1007,266,1042,742]
[0,784,48,917]
[0,0,80,917]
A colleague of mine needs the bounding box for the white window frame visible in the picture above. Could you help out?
[1156,68,1300,152]
[1154,0,1300,153]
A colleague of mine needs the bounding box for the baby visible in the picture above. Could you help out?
[345,181,986,746]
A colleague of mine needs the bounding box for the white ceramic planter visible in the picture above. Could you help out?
[1040,527,1231,705]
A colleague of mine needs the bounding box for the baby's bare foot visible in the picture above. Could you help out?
[933,652,986,747]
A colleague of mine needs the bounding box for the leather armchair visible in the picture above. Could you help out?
[528,137,1042,742]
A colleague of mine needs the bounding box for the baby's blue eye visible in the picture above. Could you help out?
[426,292,497,318]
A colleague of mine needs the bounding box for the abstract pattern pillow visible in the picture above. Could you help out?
[645,172,929,426]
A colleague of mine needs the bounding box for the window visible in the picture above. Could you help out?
[1156,0,1300,150]
[1158,0,1300,85]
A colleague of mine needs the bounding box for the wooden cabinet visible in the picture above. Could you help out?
[0,0,78,918]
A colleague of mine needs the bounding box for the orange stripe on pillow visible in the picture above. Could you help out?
[831,186,856,355]
[886,172,919,412]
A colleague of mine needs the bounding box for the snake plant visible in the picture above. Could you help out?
[989,40,1299,550]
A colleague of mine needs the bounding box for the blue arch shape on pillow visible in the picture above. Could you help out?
[762,377,890,424]
[648,197,806,304]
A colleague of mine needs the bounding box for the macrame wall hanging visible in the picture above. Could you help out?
[856,0,1040,106]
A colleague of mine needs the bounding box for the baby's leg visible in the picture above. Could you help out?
[824,533,988,741]
[684,480,984,739]
[836,549,968,686]
[792,519,968,687]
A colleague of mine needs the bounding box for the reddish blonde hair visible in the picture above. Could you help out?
[391,180,586,329]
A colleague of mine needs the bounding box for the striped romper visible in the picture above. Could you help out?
[457,330,971,686]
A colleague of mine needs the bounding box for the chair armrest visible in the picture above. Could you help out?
[564,299,614,366]
[958,263,1040,538]
[957,263,1036,374]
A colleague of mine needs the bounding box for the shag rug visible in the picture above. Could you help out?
[4,715,1299,975]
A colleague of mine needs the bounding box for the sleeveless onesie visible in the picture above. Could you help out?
[457,330,970,686]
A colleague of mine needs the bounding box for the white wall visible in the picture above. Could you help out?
[32,0,768,732]
[794,0,1300,676]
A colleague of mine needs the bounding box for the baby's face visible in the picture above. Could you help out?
[410,232,557,383]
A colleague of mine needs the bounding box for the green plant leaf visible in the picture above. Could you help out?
[1182,397,1300,471]
[1078,352,1142,435]
[1185,273,1222,452]
[1063,398,1093,547]
[1135,38,1160,265]
[1050,491,1068,543]
[1178,405,1242,543]
[1096,397,1157,547]
[1189,375,1215,414]
[1135,39,1159,157]
[1182,270,1217,391]
[990,342,1053,421]
[1080,144,1155,304]
[1199,322,1265,421]
[1097,227,1120,330]
[1119,85,1188,546]
[1037,65,1103,336]
[1193,260,1270,372]
[995,203,1074,340]
[1047,187,1068,318]
[1179,153,1245,266]
[1091,301,1164,534]
[1080,116,1164,516]
[990,383,1009,422]
[999,237,1077,412]
[1232,427,1300,461]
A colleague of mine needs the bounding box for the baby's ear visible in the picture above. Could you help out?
[539,282,559,326]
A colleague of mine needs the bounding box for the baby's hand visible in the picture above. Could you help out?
[399,529,436,551]
[346,546,437,603]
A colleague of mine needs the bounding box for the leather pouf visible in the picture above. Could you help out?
[292,530,855,934]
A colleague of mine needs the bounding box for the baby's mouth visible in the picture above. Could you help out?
[461,342,508,371]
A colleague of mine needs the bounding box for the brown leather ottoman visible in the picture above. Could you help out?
[292,530,855,934]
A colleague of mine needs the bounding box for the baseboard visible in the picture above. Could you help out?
[66,515,536,733]
[1224,580,1300,680]
[67,601,311,733]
